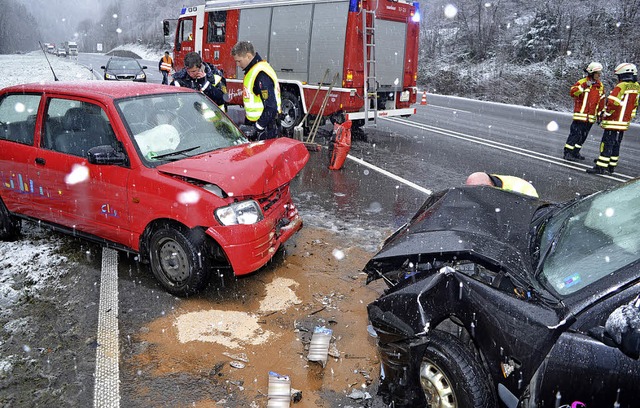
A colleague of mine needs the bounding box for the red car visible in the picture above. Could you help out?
[0,81,309,296]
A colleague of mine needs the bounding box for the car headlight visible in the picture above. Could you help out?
[105,73,116,79]
[215,200,263,226]
[136,72,146,80]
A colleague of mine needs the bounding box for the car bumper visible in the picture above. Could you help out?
[206,200,303,276]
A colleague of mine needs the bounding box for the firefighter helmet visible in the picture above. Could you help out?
[585,62,603,74]
[614,63,637,76]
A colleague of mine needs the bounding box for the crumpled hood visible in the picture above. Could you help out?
[157,138,310,196]
[366,185,546,281]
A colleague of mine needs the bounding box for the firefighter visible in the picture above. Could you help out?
[158,51,174,85]
[465,172,539,198]
[562,62,605,161]
[171,52,228,110]
[231,41,281,140]
[587,63,640,175]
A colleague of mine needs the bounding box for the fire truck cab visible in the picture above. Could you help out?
[167,0,420,133]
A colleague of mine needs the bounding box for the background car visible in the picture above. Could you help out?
[0,81,309,296]
[366,180,640,407]
[101,56,148,82]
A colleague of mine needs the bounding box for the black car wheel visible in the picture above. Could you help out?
[420,330,496,408]
[148,227,210,297]
[280,90,303,135]
[0,198,21,240]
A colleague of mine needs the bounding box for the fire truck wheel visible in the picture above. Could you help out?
[148,226,210,297]
[280,90,303,135]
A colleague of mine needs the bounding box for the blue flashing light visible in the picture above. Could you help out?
[412,2,421,22]
[180,7,187,15]
[349,0,360,12]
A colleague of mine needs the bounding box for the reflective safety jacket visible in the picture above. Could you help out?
[489,175,539,198]
[570,77,605,123]
[159,55,173,72]
[600,81,640,131]
[243,61,281,122]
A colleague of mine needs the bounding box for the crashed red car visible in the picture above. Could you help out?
[0,81,309,296]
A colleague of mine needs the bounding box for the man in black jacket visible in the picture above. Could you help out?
[171,52,228,110]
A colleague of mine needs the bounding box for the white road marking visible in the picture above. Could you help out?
[346,154,432,195]
[94,248,120,408]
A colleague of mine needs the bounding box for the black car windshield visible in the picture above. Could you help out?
[116,92,248,165]
[537,179,640,296]
[109,59,141,70]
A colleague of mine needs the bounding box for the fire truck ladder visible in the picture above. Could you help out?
[363,6,378,127]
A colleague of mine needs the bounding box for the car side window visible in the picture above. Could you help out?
[44,98,117,158]
[0,93,41,145]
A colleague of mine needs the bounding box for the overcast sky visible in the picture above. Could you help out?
[18,0,106,41]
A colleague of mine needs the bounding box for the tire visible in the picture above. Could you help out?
[280,90,303,135]
[419,330,496,408]
[148,227,210,297]
[0,198,21,241]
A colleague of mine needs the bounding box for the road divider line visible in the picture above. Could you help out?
[346,154,432,195]
[93,248,120,408]
[384,117,630,182]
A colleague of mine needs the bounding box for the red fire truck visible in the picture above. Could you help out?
[166,0,420,133]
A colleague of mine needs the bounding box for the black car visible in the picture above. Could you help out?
[366,179,640,408]
[101,57,147,82]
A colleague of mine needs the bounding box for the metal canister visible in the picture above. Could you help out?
[267,371,291,408]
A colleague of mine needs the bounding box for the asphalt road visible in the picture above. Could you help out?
[2,89,633,406]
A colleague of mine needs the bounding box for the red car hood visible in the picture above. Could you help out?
[157,138,310,196]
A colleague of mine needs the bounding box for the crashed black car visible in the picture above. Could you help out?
[101,57,147,82]
[366,179,640,408]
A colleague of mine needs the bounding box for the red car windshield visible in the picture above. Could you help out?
[117,92,247,165]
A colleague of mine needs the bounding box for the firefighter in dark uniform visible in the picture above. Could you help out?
[587,63,640,174]
[231,41,282,140]
[171,51,228,111]
[563,62,605,161]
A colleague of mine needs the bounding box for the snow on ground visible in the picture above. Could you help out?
[0,51,95,89]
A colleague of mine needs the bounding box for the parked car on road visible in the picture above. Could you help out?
[366,180,640,407]
[56,47,66,57]
[101,57,147,82]
[0,82,309,296]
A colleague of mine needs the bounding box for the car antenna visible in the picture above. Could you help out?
[38,41,59,81]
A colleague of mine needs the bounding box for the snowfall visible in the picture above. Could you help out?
[0,44,164,374]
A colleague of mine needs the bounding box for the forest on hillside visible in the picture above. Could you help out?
[3,0,640,111]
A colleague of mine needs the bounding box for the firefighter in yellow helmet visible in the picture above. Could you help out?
[562,62,605,161]
[465,172,539,198]
[587,63,640,175]
[231,41,282,140]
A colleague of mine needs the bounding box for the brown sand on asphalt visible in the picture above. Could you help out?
[130,226,389,407]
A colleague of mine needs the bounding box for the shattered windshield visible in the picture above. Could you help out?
[117,92,247,165]
[537,179,640,296]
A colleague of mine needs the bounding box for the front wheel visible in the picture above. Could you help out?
[420,330,496,408]
[280,90,303,135]
[148,227,210,297]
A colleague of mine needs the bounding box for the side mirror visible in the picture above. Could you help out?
[141,66,148,69]
[100,66,106,70]
[590,296,640,360]
[88,145,127,166]
[163,20,170,36]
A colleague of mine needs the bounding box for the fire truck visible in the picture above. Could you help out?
[166,0,420,133]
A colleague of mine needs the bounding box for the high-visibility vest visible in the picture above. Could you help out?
[600,81,640,131]
[160,55,173,72]
[493,175,539,198]
[242,61,281,122]
[570,77,605,123]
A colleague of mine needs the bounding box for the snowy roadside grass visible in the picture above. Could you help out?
[110,43,165,62]
[0,52,96,89]
[0,222,70,320]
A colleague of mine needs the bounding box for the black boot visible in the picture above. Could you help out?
[573,150,585,160]
[608,166,615,174]
[563,152,577,162]
[586,166,606,174]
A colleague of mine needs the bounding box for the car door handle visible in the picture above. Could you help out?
[35,157,46,165]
